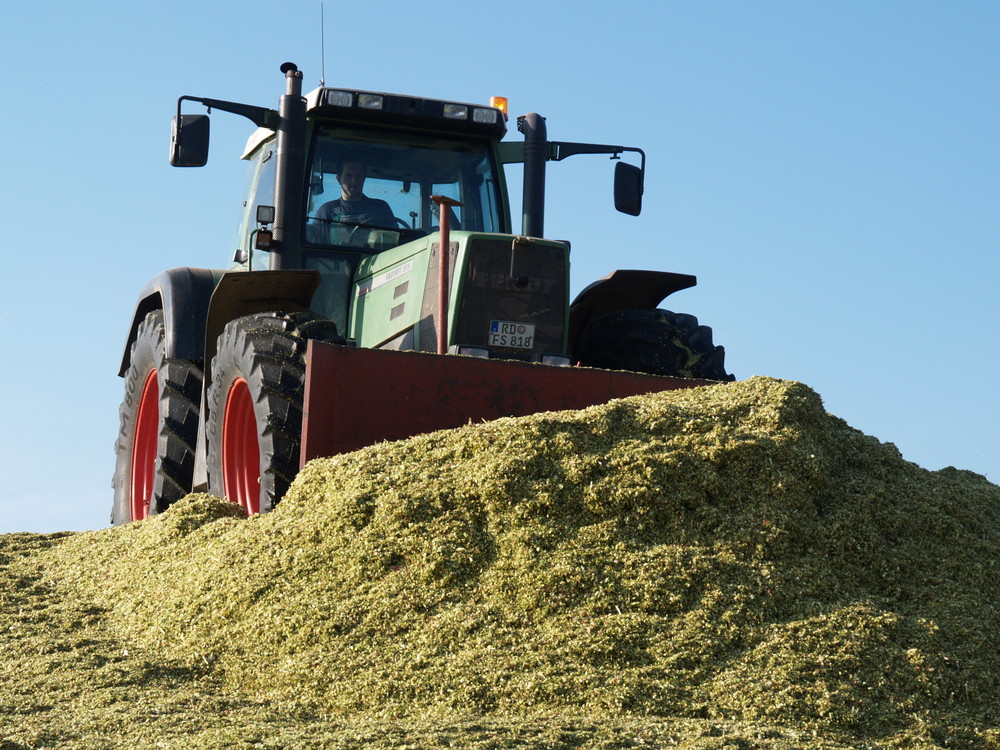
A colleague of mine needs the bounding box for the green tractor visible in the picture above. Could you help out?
[113,62,732,524]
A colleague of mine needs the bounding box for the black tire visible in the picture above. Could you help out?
[112,310,203,524]
[573,308,735,381]
[205,311,342,515]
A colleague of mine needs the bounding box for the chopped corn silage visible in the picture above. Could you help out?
[43,376,1000,747]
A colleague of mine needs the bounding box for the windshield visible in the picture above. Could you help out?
[304,126,504,251]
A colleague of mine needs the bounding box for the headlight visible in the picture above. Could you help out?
[443,104,469,120]
[358,93,384,110]
[451,346,490,358]
[540,354,572,367]
[472,107,498,125]
[324,90,353,108]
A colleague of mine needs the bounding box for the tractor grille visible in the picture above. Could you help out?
[454,237,568,356]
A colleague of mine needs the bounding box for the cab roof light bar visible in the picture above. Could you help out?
[308,87,507,136]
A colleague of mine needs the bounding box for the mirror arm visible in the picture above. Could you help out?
[175,95,278,129]
[548,141,645,186]
[550,141,644,163]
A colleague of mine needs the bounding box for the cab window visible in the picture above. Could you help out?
[304,127,504,251]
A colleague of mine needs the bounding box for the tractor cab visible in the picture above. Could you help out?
[229,87,514,334]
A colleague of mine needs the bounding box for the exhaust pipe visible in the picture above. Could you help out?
[519,113,547,238]
[271,63,306,270]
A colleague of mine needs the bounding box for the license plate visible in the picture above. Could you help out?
[489,320,535,349]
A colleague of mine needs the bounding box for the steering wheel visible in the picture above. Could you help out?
[347,224,366,245]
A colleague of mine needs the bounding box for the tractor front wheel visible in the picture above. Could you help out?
[573,308,735,381]
[112,310,202,524]
[205,312,342,515]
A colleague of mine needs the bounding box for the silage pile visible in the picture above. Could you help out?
[46,377,1000,747]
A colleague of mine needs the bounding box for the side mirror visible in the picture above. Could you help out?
[169,114,210,167]
[613,160,643,216]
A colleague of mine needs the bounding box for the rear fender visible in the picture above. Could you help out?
[567,269,697,354]
[118,268,226,377]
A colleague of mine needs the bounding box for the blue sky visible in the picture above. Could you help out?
[1,1,996,533]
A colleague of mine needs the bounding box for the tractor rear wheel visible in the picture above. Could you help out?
[205,312,342,515]
[574,308,735,381]
[112,310,202,524]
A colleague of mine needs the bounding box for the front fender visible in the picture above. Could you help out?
[567,269,697,353]
[201,269,321,389]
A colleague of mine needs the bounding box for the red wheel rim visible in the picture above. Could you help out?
[222,377,261,515]
[130,369,159,521]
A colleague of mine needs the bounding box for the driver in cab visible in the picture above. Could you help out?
[315,160,397,245]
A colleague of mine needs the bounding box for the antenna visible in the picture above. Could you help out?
[319,3,326,86]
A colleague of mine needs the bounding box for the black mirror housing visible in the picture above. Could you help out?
[614,161,643,216]
[170,114,210,167]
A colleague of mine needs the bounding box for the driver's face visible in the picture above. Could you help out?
[339,162,366,201]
